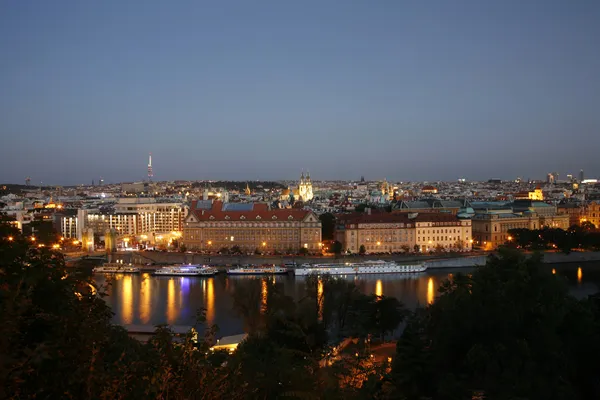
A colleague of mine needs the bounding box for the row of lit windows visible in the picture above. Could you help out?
[418,236,468,243]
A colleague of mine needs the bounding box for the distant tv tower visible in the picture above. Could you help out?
[147,152,153,181]
[25,176,31,186]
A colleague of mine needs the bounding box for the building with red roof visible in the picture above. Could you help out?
[182,201,322,253]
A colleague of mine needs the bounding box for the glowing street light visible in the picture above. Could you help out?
[7,236,13,241]
[207,240,212,246]
[30,236,36,242]
[262,241,267,247]
[52,244,60,249]
[376,241,381,246]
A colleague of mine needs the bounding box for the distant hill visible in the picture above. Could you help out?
[190,181,286,191]
[0,184,54,196]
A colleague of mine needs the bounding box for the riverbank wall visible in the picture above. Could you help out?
[103,250,600,269]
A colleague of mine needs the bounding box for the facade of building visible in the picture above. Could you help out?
[539,214,570,230]
[54,210,78,238]
[471,211,539,250]
[335,212,472,254]
[414,214,472,252]
[335,213,416,254]
[76,198,183,244]
[583,201,600,228]
[557,202,584,227]
[183,201,322,252]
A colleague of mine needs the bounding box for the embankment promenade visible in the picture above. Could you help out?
[93,250,600,269]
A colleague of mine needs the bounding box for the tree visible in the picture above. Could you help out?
[355,203,368,213]
[231,245,242,254]
[581,220,596,231]
[413,244,420,253]
[298,247,309,255]
[386,248,600,399]
[319,212,336,241]
[218,246,230,254]
[331,240,343,255]
[359,245,366,255]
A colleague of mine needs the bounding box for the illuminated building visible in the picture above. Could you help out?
[76,198,183,243]
[472,212,538,250]
[335,212,472,253]
[528,187,544,200]
[583,201,600,228]
[182,200,322,252]
[421,185,438,195]
[280,171,314,202]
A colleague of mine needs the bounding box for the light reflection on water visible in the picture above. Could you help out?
[95,263,600,337]
[140,273,151,324]
[167,279,177,324]
[122,275,133,324]
[427,277,435,305]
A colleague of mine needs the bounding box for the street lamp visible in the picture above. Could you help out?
[7,236,13,241]
[30,236,36,242]
[262,242,267,247]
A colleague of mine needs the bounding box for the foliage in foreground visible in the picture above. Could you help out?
[387,249,600,400]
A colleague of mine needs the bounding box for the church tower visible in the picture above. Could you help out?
[297,171,313,202]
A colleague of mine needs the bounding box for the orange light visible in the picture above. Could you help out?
[7,236,13,241]
[38,244,44,248]
[52,244,60,249]
[207,240,212,246]
[262,242,266,247]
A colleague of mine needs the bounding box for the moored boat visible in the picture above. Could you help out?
[227,264,288,275]
[154,264,217,276]
[293,260,426,276]
[93,262,140,274]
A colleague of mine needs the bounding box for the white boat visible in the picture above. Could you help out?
[154,264,218,276]
[293,260,427,276]
[227,265,288,275]
[93,262,140,273]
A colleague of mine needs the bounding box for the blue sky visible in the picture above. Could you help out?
[1,1,599,185]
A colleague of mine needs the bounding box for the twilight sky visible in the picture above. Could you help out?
[1,1,599,185]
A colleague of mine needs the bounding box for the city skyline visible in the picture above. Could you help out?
[2,1,600,184]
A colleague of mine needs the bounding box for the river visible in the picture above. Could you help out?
[94,262,600,337]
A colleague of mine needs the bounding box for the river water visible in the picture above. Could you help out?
[94,262,600,337]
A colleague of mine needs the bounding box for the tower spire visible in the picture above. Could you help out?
[147,152,153,181]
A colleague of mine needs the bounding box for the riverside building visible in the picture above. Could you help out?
[182,200,322,253]
[335,211,472,254]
